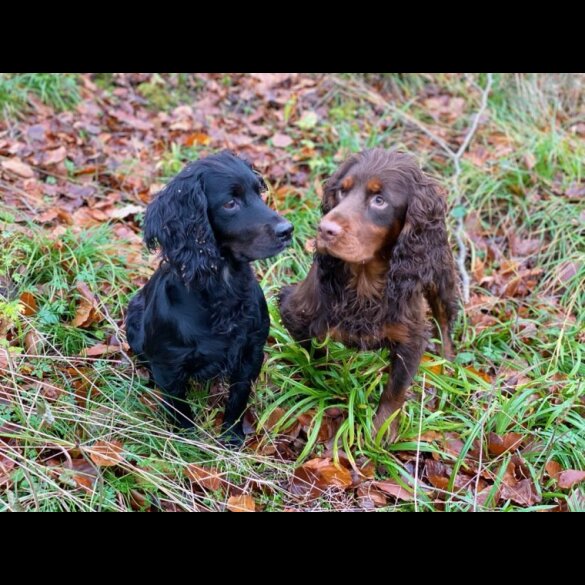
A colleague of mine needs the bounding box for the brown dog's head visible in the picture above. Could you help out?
[317,149,445,265]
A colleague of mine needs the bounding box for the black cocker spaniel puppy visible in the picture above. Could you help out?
[279,149,459,437]
[126,150,293,444]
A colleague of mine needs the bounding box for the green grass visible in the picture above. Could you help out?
[1,73,583,511]
[0,73,81,117]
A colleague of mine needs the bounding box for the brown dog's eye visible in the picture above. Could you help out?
[371,195,387,208]
[223,200,239,210]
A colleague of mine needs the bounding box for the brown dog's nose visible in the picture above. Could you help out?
[318,219,342,241]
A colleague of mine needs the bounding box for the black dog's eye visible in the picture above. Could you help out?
[223,200,239,210]
[371,195,387,208]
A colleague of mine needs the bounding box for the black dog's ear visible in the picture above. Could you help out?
[321,153,360,213]
[144,165,221,285]
[240,156,268,192]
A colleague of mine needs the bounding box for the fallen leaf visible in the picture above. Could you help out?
[272,133,293,148]
[86,440,124,467]
[184,132,211,146]
[509,233,540,257]
[227,495,256,512]
[108,204,145,219]
[557,470,585,490]
[290,457,353,497]
[373,480,414,502]
[71,282,101,328]
[1,158,34,178]
[19,291,37,316]
[545,460,562,480]
[356,483,387,509]
[185,464,222,491]
[565,183,585,199]
[0,453,16,488]
[81,343,120,357]
[43,146,67,166]
[464,366,492,383]
[500,478,540,506]
[488,432,523,456]
[67,459,98,492]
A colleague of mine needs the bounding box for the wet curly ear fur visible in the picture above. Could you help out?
[386,165,450,316]
[321,154,360,213]
[240,157,268,193]
[144,163,221,285]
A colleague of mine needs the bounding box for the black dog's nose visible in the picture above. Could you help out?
[275,221,294,239]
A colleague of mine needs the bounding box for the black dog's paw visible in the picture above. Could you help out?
[220,424,246,449]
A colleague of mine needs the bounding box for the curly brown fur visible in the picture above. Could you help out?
[279,149,460,436]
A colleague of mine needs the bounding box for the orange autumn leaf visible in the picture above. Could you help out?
[184,464,222,491]
[291,457,353,497]
[487,432,523,456]
[86,440,124,467]
[82,343,120,357]
[19,292,37,316]
[373,480,414,502]
[421,355,443,375]
[71,282,102,328]
[227,495,256,512]
[464,365,492,383]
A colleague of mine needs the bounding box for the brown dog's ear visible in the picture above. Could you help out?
[386,165,449,316]
[321,153,361,213]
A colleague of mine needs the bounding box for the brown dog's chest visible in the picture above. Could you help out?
[323,320,411,350]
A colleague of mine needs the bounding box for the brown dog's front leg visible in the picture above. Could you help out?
[373,337,425,439]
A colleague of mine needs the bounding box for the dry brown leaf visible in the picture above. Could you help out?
[67,459,98,492]
[43,146,67,166]
[185,132,211,146]
[263,407,287,431]
[71,282,101,328]
[184,464,222,491]
[227,495,256,512]
[509,233,540,257]
[1,158,34,178]
[373,480,414,502]
[86,440,124,467]
[0,453,16,488]
[19,291,37,316]
[557,470,585,490]
[356,483,388,509]
[464,366,492,383]
[81,343,119,357]
[500,478,540,506]
[291,457,353,497]
[487,432,523,456]
[272,133,293,148]
[545,460,562,480]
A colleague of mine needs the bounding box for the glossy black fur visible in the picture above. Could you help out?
[125,151,292,443]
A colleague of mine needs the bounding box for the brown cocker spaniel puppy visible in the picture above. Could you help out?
[279,149,459,435]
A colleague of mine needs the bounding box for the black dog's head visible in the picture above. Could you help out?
[144,150,293,284]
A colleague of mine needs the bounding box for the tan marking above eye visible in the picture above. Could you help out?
[366,178,383,194]
[341,176,354,191]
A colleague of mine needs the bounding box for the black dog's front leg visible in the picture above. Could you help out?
[150,362,194,430]
[222,343,265,446]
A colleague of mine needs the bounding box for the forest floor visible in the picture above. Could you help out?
[0,73,583,511]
